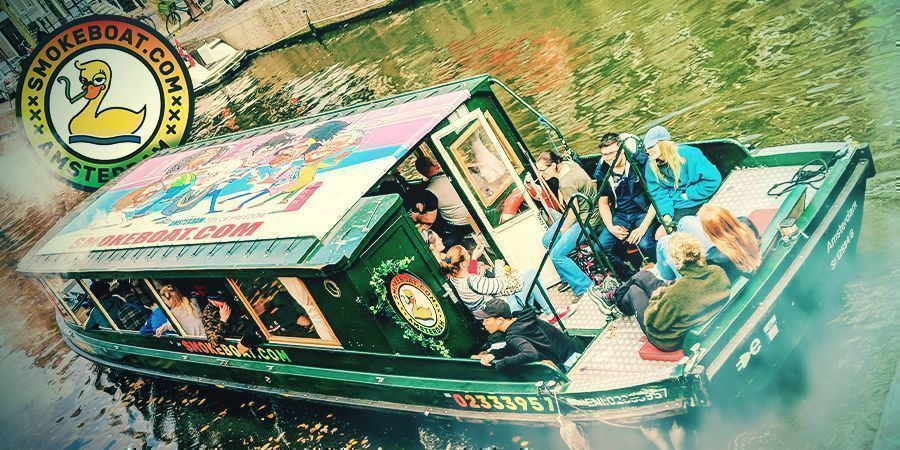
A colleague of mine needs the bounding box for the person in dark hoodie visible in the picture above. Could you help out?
[472,298,578,370]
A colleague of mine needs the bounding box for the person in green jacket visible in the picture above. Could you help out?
[597,232,731,351]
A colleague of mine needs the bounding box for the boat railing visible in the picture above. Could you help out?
[521,192,617,331]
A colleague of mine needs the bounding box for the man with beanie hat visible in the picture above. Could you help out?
[472,299,579,370]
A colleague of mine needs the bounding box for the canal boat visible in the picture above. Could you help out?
[188,39,248,94]
[18,75,875,428]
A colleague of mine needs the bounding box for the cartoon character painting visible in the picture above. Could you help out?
[222,120,365,210]
[58,60,147,144]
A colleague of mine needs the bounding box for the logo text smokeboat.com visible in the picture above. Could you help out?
[181,340,292,363]
[68,221,262,249]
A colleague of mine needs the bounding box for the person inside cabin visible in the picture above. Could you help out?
[535,151,604,304]
[593,132,658,277]
[406,188,451,260]
[642,126,722,230]
[85,281,121,330]
[440,245,568,322]
[201,290,262,354]
[110,281,150,331]
[655,205,761,283]
[596,233,731,352]
[414,157,473,247]
[152,284,206,337]
[472,298,578,370]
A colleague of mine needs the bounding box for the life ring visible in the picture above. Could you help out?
[499,184,562,223]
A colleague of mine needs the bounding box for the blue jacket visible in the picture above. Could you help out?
[644,145,722,217]
[139,307,173,336]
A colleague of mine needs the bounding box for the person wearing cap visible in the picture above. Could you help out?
[642,126,722,229]
[593,132,658,276]
[472,298,578,370]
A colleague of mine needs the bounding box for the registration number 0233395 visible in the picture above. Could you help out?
[443,392,556,413]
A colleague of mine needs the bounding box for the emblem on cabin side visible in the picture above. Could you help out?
[17,15,194,191]
[388,273,446,336]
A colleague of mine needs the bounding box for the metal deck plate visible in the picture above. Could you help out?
[710,166,815,218]
[566,316,681,392]
[547,288,609,332]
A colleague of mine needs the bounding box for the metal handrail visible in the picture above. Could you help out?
[488,78,575,160]
[521,192,616,332]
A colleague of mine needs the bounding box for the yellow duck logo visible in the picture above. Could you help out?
[400,287,435,322]
[58,60,147,145]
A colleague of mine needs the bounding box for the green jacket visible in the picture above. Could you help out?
[644,264,731,351]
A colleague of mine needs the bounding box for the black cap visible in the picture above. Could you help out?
[404,188,438,213]
[481,298,512,319]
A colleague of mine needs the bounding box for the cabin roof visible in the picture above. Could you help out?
[19,75,493,276]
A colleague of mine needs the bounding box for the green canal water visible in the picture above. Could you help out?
[1,0,898,448]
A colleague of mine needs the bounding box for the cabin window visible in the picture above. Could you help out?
[79,279,122,331]
[41,278,93,327]
[448,111,523,207]
[229,276,341,347]
[145,279,208,338]
[145,278,257,340]
[96,279,156,332]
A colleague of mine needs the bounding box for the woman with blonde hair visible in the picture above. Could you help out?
[153,285,206,337]
[596,233,731,351]
[643,126,722,227]
[440,245,565,321]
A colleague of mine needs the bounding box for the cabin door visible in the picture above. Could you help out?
[432,110,560,285]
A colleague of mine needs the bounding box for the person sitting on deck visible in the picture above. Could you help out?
[440,245,566,321]
[201,290,263,354]
[597,233,731,351]
[415,157,473,247]
[535,151,605,303]
[593,132,658,277]
[85,281,120,330]
[472,298,578,370]
[655,205,761,283]
[642,126,722,230]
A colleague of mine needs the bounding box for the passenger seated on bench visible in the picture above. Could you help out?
[535,151,604,304]
[593,132,658,277]
[152,284,206,337]
[415,157,473,247]
[472,298,578,370]
[111,281,150,331]
[440,245,563,320]
[85,281,120,330]
[597,233,731,351]
[202,290,262,354]
[643,126,722,230]
[655,205,761,282]
[406,188,448,260]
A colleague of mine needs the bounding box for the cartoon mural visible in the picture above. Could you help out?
[37,91,471,255]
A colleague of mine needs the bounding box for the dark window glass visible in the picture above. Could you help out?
[234,277,319,340]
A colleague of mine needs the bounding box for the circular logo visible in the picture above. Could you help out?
[389,272,447,336]
[17,16,194,191]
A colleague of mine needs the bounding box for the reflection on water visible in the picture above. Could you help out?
[1,0,898,448]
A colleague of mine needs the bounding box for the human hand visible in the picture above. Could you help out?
[626,225,648,245]
[472,243,486,261]
[478,353,496,367]
[154,325,166,337]
[219,303,231,322]
[611,225,629,240]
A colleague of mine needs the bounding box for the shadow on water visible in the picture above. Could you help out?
[1,0,898,448]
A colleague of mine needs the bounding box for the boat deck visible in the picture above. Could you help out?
[551,164,816,392]
[710,165,816,219]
